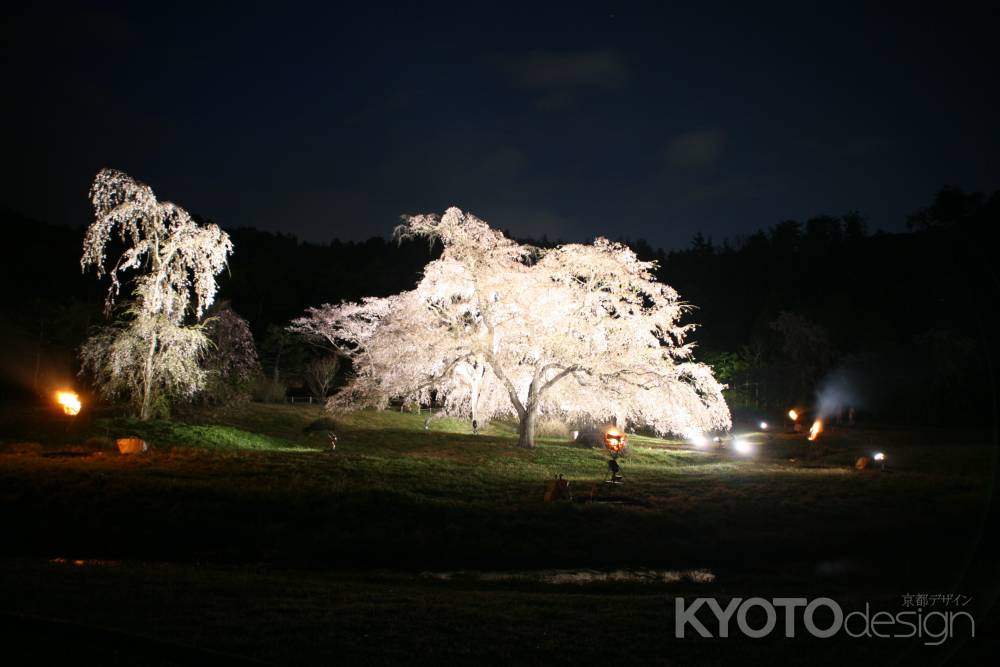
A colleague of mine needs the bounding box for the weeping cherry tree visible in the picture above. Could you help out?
[79,169,233,419]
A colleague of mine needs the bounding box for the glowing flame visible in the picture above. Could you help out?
[604,427,627,454]
[788,409,799,421]
[808,419,823,441]
[56,391,81,416]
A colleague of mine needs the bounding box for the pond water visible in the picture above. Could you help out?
[421,567,715,585]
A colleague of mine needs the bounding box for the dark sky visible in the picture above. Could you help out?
[3,1,998,248]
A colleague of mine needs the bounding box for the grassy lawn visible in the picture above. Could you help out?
[0,402,997,663]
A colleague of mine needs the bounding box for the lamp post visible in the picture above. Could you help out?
[603,428,626,484]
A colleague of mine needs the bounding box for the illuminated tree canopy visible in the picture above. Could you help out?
[293,207,730,447]
[80,169,233,419]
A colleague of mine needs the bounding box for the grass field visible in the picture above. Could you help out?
[1,402,997,664]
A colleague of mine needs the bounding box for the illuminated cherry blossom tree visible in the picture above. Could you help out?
[79,169,233,419]
[293,207,730,447]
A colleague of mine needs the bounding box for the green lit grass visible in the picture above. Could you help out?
[102,417,317,452]
[0,402,993,572]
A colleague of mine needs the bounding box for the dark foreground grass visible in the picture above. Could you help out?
[0,402,997,663]
[1,559,997,665]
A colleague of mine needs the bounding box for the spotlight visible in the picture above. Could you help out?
[689,433,708,448]
[759,421,768,430]
[733,439,752,455]
[873,452,885,461]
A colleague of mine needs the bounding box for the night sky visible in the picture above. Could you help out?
[4,1,998,248]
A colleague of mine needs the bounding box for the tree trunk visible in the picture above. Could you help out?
[470,381,481,428]
[140,329,158,421]
[516,373,543,448]
[272,345,282,384]
[517,404,537,448]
